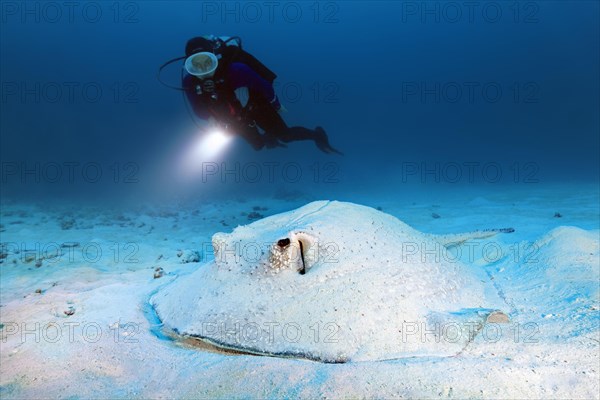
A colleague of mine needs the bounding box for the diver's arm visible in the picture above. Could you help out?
[228,62,281,110]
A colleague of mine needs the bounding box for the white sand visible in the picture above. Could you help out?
[1,184,598,398]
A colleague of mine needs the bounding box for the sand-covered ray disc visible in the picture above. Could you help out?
[151,201,508,362]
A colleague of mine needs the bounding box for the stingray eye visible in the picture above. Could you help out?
[277,238,290,248]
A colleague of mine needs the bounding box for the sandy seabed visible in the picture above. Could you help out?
[1,184,599,399]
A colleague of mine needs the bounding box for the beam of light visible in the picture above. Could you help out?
[195,128,233,159]
[179,128,233,179]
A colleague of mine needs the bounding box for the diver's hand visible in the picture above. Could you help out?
[207,117,230,132]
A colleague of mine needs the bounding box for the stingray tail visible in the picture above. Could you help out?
[432,228,515,248]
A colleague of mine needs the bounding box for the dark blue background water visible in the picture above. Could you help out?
[1,1,598,204]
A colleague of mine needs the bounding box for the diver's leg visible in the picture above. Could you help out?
[251,104,288,138]
[277,127,317,142]
[307,127,344,155]
[251,103,342,154]
[250,106,310,142]
[274,125,342,155]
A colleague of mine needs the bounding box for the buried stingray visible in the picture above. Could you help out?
[150,201,512,363]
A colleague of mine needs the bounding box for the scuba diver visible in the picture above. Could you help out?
[175,36,342,154]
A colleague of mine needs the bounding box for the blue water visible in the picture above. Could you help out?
[1,1,598,204]
[1,4,599,397]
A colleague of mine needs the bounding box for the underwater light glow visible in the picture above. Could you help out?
[190,128,232,162]
[193,128,233,159]
[178,127,234,179]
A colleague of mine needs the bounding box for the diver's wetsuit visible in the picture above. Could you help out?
[183,62,340,153]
